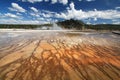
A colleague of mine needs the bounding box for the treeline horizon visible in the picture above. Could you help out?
[0,24,52,29]
[0,19,120,30]
[57,19,120,31]
[86,24,120,30]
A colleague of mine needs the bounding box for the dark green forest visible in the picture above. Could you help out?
[86,24,120,30]
[0,24,52,29]
[57,19,120,30]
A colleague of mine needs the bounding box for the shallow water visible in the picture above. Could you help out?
[0,30,120,80]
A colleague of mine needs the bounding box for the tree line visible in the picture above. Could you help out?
[0,24,52,29]
[57,19,120,31]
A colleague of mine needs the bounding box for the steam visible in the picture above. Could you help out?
[52,23,63,30]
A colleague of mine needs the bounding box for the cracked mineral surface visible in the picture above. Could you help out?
[0,30,120,80]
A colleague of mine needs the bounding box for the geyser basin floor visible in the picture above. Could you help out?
[0,30,120,80]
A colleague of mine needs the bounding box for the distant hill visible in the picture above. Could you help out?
[57,19,85,30]
[57,19,120,30]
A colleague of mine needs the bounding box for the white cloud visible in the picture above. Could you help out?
[86,22,91,24]
[115,7,120,9]
[70,2,75,10]
[86,0,95,2]
[22,0,43,3]
[78,0,82,1]
[0,19,49,24]
[42,10,56,14]
[42,13,52,18]
[51,0,57,4]
[94,17,97,21]
[30,7,38,12]
[16,12,22,15]
[113,22,120,24]
[9,3,26,12]
[29,9,55,18]
[112,19,120,24]
[4,13,20,18]
[0,19,18,24]
[20,20,40,24]
[21,0,68,5]
[44,0,49,2]
[30,12,40,17]
[2,1,119,24]
[59,0,68,5]
[56,2,120,20]
[28,9,56,23]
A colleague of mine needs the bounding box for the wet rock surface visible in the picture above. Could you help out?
[0,31,120,80]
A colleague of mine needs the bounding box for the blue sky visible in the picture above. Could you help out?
[0,0,120,24]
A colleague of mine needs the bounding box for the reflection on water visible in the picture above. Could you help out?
[0,31,120,80]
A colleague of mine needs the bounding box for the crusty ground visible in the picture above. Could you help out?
[0,31,120,80]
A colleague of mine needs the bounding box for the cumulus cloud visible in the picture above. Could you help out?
[30,7,39,13]
[51,0,57,4]
[113,21,120,24]
[22,0,43,3]
[56,2,120,20]
[59,0,68,5]
[9,3,26,12]
[2,1,119,24]
[78,0,82,1]
[30,12,40,17]
[44,0,49,2]
[70,2,75,10]
[29,9,55,18]
[0,19,18,24]
[28,9,56,23]
[115,7,120,9]
[0,18,49,24]
[21,0,68,5]
[4,13,20,18]
[112,19,120,24]
[86,0,95,2]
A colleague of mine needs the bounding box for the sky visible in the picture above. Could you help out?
[0,0,120,24]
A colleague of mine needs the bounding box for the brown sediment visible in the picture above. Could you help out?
[0,31,120,80]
